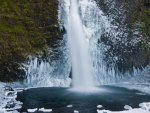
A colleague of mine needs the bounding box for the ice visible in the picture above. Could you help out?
[0,83,22,113]
[66,105,73,108]
[0,110,19,113]
[97,109,110,113]
[1,82,150,113]
[4,91,17,99]
[97,105,103,109]
[97,108,150,113]
[20,38,71,87]
[136,92,146,95]
[27,108,38,112]
[5,91,17,97]
[139,102,150,111]
[97,102,150,113]
[74,110,79,113]
[39,108,52,112]
[124,105,132,110]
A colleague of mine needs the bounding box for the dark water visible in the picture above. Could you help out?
[17,86,150,113]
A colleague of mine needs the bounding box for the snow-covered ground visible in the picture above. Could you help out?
[0,83,22,113]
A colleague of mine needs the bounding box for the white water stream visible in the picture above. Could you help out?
[67,0,94,89]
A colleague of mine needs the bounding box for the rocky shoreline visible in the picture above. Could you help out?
[0,83,23,113]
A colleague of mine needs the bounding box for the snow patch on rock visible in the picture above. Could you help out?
[0,83,22,113]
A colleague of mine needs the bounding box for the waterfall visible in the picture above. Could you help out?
[59,0,142,86]
[13,0,147,88]
[67,0,94,89]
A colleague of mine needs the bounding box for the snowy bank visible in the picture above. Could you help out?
[0,83,22,113]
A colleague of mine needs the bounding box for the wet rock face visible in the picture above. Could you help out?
[69,68,72,79]
[144,0,150,8]
[95,0,143,24]
[0,0,62,82]
[95,0,150,73]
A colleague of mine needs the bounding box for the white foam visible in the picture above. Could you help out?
[69,87,105,93]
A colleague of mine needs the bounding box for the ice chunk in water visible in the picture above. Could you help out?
[124,105,132,110]
[27,108,38,112]
[74,110,79,113]
[97,105,103,108]
[66,105,73,108]
[39,108,52,112]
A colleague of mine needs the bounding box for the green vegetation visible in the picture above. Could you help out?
[0,0,61,81]
[131,1,150,37]
[122,1,150,72]
[140,9,150,37]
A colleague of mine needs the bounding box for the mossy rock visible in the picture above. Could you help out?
[0,0,62,82]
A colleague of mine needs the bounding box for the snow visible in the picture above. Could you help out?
[0,83,22,113]
[39,108,52,112]
[139,102,150,111]
[97,108,150,113]
[97,105,103,109]
[97,102,150,113]
[124,105,132,110]
[66,105,73,108]
[27,108,38,112]
[1,82,150,113]
[74,110,79,113]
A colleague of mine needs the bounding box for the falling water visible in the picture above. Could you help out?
[61,0,141,86]
[13,0,147,88]
[67,0,94,89]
